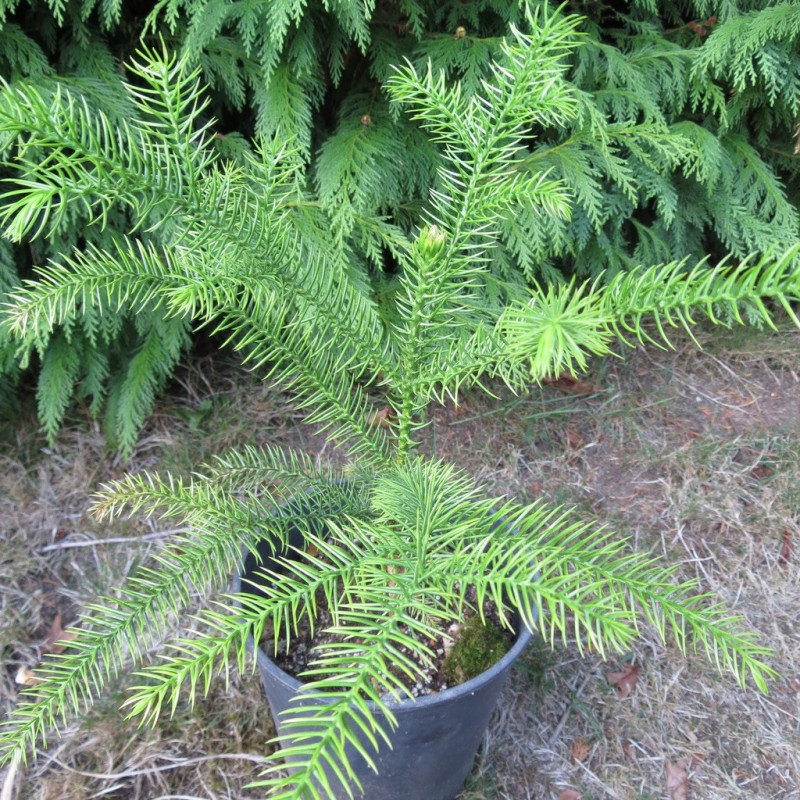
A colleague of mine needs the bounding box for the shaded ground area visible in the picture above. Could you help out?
[1,323,798,799]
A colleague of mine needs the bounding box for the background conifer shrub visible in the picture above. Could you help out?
[0,0,798,451]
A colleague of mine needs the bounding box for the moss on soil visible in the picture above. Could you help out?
[443,614,513,684]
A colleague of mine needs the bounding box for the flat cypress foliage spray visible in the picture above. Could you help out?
[0,0,798,449]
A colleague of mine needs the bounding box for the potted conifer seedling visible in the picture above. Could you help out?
[1,9,799,799]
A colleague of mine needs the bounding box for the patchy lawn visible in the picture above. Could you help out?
[1,323,799,800]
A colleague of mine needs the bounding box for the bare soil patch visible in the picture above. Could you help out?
[1,324,798,800]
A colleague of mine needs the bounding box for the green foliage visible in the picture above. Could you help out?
[693,3,800,109]
[0,238,21,417]
[1,18,799,798]
[0,4,186,446]
[1,0,798,448]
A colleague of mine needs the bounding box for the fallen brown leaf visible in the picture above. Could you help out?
[621,738,637,762]
[570,738,591,763]
[557,790,581,800]
[566,427,586,450]
[665,759,689,800]
[542,374,602,395]
[454,402,472,418]
[364,406,395,428]
[15,613,79,689]
[607,665,639,698]
[42,612,77,655]
[779,530,793,566]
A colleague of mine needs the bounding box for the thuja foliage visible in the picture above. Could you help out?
[0,0,799,449]
[1,13,800,798]
[0,1,184,438]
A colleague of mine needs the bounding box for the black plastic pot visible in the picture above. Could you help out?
[234,516,533,800]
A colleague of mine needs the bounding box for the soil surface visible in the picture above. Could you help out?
[259,584,515,698]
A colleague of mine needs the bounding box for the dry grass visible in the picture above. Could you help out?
[1,326,799,800]
[451,326,800,800]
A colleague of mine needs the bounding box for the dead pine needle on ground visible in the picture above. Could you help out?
[1,324,799,800]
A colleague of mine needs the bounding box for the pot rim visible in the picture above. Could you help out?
[234,493,537,710]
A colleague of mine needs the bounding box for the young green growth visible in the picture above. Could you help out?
[0,8,797,799]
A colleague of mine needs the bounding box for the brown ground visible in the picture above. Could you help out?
[1,322,798,800]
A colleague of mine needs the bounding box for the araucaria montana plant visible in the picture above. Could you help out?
[1,9,799,799]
